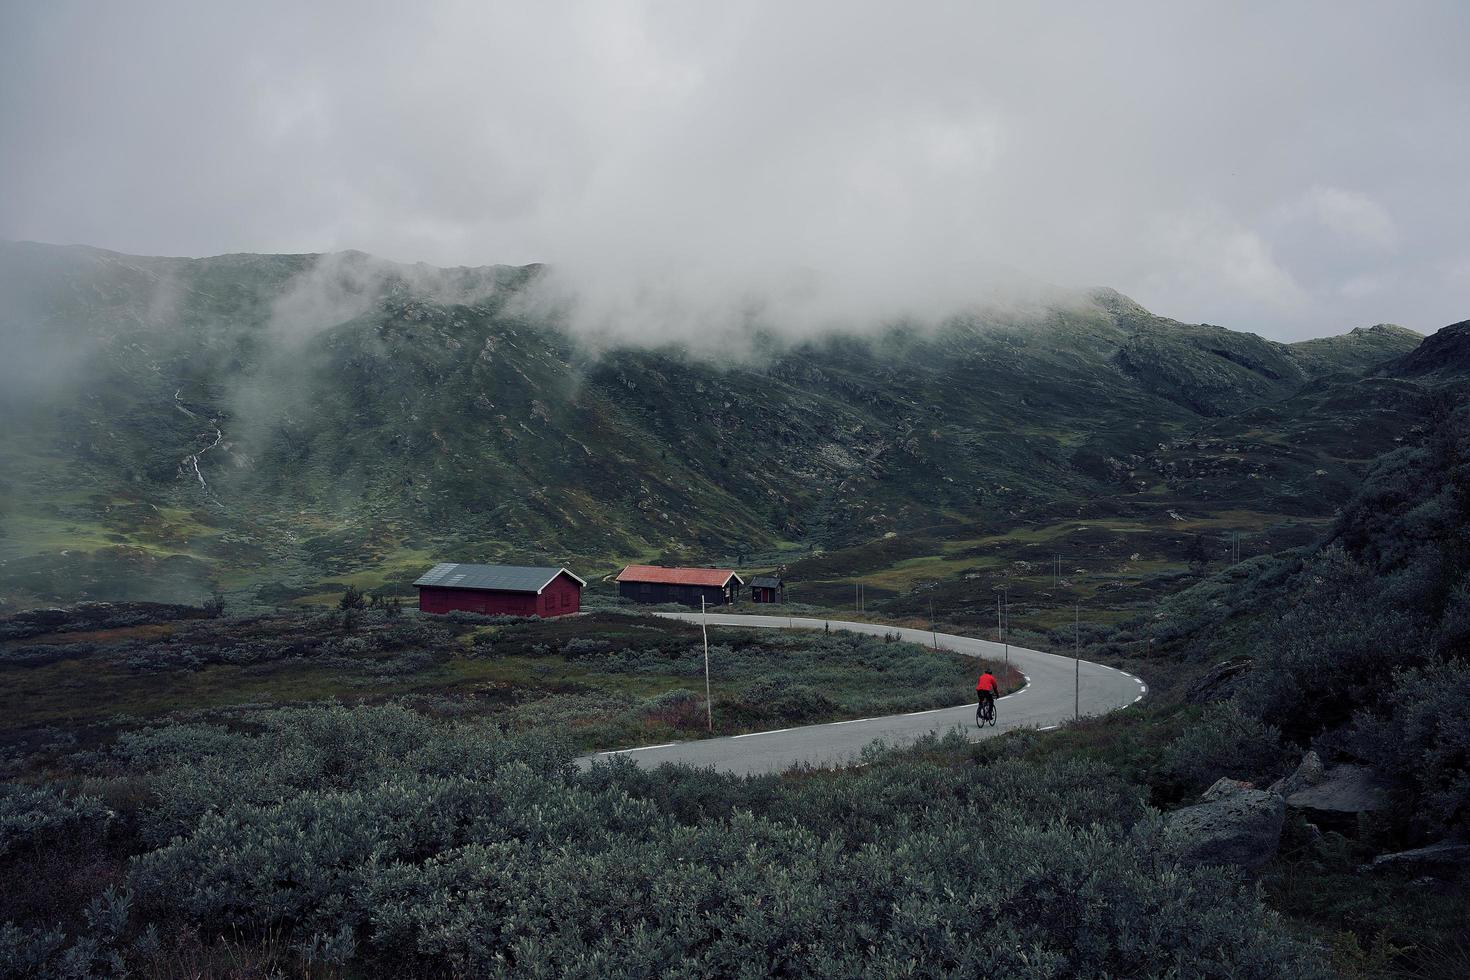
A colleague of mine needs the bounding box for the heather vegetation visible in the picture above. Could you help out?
[1017,400,1470,973]
[1152,399,1470,815]
[0,608,1002,754]
[0,706,1331,978]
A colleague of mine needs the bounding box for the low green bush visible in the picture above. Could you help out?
[1161,701,1289,792]
[0,783,111,860]
[1350,658,1470,838]
[32,706,1325,976]
[1238,548,1423,741]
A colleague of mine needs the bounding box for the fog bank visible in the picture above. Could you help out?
[2,2,1467,342]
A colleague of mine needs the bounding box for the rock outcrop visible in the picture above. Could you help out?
[1363,842,1470,874]
[1282,763,1388,815]
[1185,658,1253,704]
[1165,778,1286,870]
[1267,750,1325,799]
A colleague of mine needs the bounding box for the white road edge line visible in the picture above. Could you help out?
[732,727,795,738]
[598,742,676,755]
[1038,724,1058,731]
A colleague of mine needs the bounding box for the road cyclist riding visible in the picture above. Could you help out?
[975,667,998,728]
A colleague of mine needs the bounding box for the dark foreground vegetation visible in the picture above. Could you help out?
[2,707,1328,978]
[1111,400,1470,816]
[1044,399,1470,975]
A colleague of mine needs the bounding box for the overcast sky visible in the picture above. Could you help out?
[2,1,1467,341]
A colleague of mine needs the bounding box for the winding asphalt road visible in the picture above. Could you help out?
[585,613,1146,776]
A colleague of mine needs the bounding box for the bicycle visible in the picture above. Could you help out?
[975,694,997,728]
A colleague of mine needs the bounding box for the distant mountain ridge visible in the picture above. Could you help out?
[1383,318,1470,378]
[0,241,1458,608]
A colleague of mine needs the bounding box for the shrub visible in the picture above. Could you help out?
[1161,701,1289,792]
[562,637,612,657]
[736,678,838,723]
[110,704,568,846]
[115,711,1328,977]
[1350,658,1470,837]
[638,689,706,729]
[0,889,130,978]
[0,784,111,860]
[1239,548,1424,741]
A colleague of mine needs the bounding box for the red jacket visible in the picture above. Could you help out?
[976,672,998,693]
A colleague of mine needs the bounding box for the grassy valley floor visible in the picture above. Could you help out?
[0,606,1020,758]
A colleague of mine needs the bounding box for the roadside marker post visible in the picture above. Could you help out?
[702,596,713,733]
[1074,602,1080,721]
[929,595,938,650]
[1003,588,1010,669]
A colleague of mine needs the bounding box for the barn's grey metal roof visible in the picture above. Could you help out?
[413,563,586,594]
[750,576,782,589]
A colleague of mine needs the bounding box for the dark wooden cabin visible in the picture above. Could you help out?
[749,575,784,604]
[616,565,743,607]
[415,563,585,618]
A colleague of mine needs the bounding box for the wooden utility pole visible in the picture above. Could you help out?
[1003,588,1010,669]
[1074,602,1080,721]
[702,596,713,733]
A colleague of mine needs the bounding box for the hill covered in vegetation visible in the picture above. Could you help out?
[0,242,1451,617]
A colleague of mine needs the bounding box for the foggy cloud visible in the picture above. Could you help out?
[2,1,1467,342]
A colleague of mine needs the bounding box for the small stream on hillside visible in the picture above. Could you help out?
[175,389,225,506]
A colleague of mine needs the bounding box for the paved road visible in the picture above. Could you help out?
[584,612,1146,776]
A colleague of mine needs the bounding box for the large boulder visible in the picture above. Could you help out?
[1267,751,1325,799]
[1185,658,1253,704]
[1363,842,1470,874]
[1165,778,1286,870]
[1283,764,1388,814]
[1202,777,1256,801]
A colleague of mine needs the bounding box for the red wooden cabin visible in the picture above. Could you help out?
[415,563,585,618]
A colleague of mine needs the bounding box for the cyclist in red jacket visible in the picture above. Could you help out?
[976,668,999,715]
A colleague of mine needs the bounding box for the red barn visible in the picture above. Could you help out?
[415,563,585,618]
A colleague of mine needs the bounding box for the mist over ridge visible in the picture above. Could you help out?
[4,2,1469,344]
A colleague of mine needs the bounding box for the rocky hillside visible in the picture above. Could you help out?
[0,241,1454,609]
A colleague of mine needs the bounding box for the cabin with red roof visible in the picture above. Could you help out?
[616,564,743,607]
[414,563,585,618]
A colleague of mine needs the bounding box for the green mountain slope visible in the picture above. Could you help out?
[0,241,1452,611]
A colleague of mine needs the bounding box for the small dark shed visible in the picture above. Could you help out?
[616,565,743,607]
[415,563,585,618]
[749,575,784,604]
